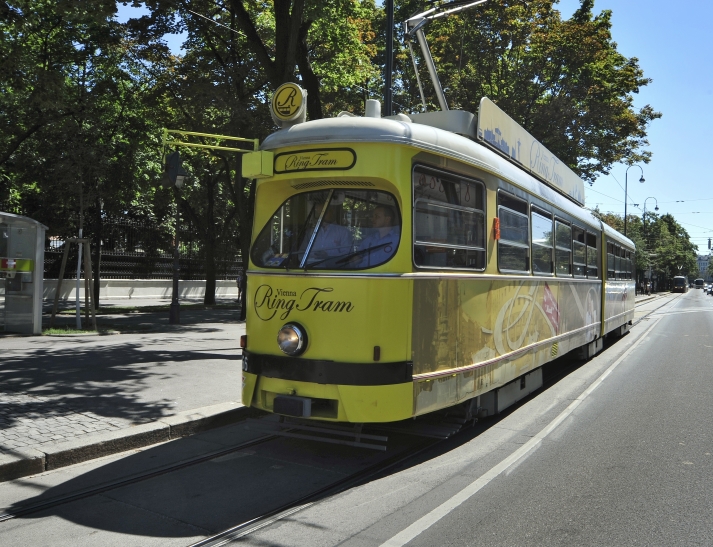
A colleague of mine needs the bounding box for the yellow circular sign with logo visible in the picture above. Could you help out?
[271,83,305,122]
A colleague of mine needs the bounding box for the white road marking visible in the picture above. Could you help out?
[379,317,662,547]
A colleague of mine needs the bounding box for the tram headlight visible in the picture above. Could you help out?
[277,323,308,356]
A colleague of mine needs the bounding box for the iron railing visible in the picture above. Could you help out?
[44,216,242,280]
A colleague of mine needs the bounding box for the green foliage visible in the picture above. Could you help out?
[1,0,165,232]
[395,0,661,182]
[592,208,698,284]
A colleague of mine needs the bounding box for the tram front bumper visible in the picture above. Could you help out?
[242,351,414,423]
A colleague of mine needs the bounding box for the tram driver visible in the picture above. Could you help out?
[305,201,353,260]
[356,204,400,267]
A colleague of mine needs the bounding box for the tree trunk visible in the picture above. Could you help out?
[297,21,322,120]
[238,240,249,321]
[93,198,102,306]
[204,180,217,306]
[204,238,216,305]
[236,170,256,322]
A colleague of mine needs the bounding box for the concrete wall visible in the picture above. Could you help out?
[43,279,238,301]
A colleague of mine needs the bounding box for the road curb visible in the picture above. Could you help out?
[0,447,46,483]
[0,401,261,483]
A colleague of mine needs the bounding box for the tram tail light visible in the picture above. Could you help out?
[240,335,247,348]
[493,217,501,240]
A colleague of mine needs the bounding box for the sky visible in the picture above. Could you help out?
[553,0,713,253]
[116,1,713,254]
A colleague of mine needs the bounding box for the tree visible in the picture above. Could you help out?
[1,0,164,303]
[593,208,698,288]
[130,0,381,309]
[394,0,660,183]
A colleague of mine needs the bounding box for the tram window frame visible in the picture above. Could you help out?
[630,251,635,279]
[250,188,402,271]
[586,232,599,279]
[530,206,554,275]
[554,219,572,277]
[412,165,486,271]
[607,242,615,279]
[614,245,622,279]
[497,191,530,273]
[572,226,586,278]
[625,250,633,279]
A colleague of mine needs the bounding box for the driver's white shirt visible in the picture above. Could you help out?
[357,226,400,267]
[310,222,353,256]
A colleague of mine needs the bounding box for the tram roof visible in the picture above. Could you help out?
[261,116,632,246]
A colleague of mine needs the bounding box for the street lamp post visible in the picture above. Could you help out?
[642,197,659,243]
[624,165,645,237]
[642,197,658,288]
[162,151,188,325]
[170,206,181,324]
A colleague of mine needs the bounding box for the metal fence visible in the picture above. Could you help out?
[44,216,242,280]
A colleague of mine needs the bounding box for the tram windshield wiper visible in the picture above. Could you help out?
[303,243,390,271]
[285,200,322,270]
[332,243,390,266]
[305,241,392,271]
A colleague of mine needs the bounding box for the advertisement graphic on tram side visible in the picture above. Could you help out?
[411,279,604,415]
[477,97,585,206]
[412,279,600,375]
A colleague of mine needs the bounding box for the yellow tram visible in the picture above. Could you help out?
[240,87,635,424]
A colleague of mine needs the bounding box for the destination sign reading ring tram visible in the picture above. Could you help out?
[274,148,357,174]
[271,82,307,122]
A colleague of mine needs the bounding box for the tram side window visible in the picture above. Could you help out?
[572,226,586,277]
[531,208,553,275]
[586,232,598,278]
[555,220,572,276]
[615,245,622,279]
[413,166,486,270]
[625,250,633,279]
[607,243,615,279]
[497,192,529,272]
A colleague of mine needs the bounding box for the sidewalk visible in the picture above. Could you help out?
[0,299,251,482]
[634,291,668,305]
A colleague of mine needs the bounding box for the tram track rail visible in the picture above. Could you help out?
[187,434,445,547]
[0,434,277,523]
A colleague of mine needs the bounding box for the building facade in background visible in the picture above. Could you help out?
[697,254,711,282]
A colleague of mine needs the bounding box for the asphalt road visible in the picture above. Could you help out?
[1,290,710,546]
[242,291,712,547]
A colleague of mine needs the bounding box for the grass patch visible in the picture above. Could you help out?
[43,326,104,335]
[55,302,240,315]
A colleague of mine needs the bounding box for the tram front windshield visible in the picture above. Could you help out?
[251,189,401,270]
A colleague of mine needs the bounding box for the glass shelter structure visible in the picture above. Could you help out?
[0,212,47,335]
